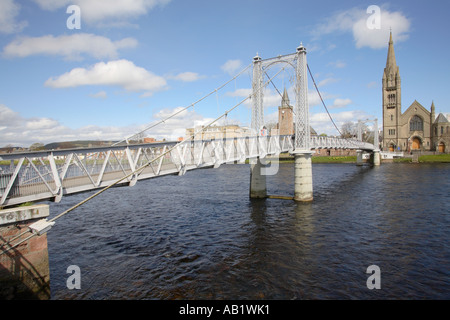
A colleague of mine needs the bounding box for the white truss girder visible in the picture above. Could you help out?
[0,136,373,207]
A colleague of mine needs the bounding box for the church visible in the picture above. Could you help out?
[382,32,449,153]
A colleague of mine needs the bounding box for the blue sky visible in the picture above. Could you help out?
[1,0,449,147]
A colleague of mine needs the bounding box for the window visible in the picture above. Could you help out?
[441,126,444,135]
[388,129,396,136]
[410,116,423,131]
[390,115,394,121]
[386,93,396,109]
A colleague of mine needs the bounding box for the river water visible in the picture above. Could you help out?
[45,163,450,300]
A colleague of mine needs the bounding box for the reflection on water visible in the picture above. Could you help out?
[46,163,450,299]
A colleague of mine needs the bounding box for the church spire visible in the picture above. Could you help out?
[384,31,400,88]
[431,100,436,123]
[386,31,397,71]
[281,88,290,107]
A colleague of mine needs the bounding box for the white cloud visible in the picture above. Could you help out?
[45,59,167,96]
[0,0,27,34]
[0,104,22,127]
[25,118,60,130]
[263,88,283,109]
[89,91,107,99]
[221,59,244,76]
[313,5,411,49]
[3,33,138,60]
[318,77,339,87]
[309,89,339,108]
[226,88,252,98]
[31,0,68,10]
[32,0,171,24]
[331,98,352,109]
[168,72,205,82]
[226,86,335,110]
[353,10,410,49]
[136,107,217,141]
[0,104,70,146]
[1,103,210,147]
[225,87,282,109]
[310,110,371,135]
[328,60,346,68]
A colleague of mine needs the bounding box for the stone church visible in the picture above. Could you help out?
[382,32,449,153]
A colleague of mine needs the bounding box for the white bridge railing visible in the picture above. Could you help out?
[0,135,373,207]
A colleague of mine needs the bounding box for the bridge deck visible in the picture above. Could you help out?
[0,135,374,207]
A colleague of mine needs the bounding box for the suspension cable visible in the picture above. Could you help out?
[113,63,252,146]
[307,64,343,137]
[265,71,283,99]
[0,65,286,256]
[307,64,368,148]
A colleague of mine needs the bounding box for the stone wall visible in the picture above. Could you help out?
[0,204,51,300]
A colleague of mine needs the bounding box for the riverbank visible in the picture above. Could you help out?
[393,154,450,163]
[267,153,450,164]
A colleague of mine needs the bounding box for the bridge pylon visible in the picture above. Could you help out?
[249,53,267,199]
[291,44,313,202]
[249,44,313,202]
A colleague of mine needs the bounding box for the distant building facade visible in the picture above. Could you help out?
[185,124,251,140]
[382,33,449,153]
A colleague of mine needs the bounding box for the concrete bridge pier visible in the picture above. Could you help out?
[249,158,267,199]
[356,150,364,166]
[373,151,381,166]
[371,151,381,166]
[293,151,313,202]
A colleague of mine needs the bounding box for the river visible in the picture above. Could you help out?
[45,162,450,299]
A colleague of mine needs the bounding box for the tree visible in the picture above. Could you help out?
[341,121,374,142]
[340,122,357,139]
[264,121,278,135]
[29,143,45,151]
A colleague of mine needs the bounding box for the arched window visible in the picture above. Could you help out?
[410,116,423,132]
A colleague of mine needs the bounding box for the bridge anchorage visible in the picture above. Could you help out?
[249,44,378,202]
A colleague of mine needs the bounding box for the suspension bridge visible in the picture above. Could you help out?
[0,44,378,209]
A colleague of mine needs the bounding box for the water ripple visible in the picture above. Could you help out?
[47,163,450,299]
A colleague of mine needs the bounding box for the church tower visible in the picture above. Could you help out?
[278,88,294,135]
[382,32,402,151]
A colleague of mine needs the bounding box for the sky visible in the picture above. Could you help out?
[1,0,449,147]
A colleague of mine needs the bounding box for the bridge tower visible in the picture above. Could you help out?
[249,53,267,198]
[249,44,313,202]
[292,44,313,202]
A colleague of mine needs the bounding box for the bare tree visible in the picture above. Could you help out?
[29,143,45,151]
[341,121,372,142]
[340,122,356,139]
